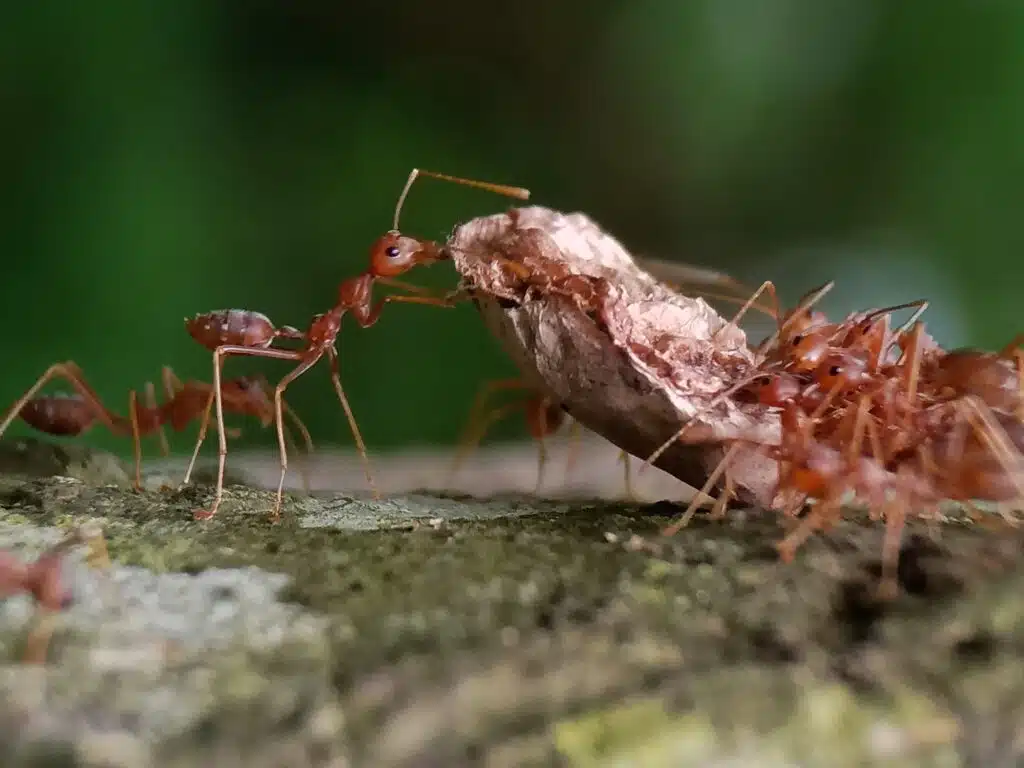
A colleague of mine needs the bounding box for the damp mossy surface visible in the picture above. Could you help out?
[0,438,1022,766]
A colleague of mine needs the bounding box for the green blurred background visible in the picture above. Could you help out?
[2,1,1022,460]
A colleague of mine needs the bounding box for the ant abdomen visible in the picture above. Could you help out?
[20,394,96,436]
[185,309,278,351]
[933,349,1020,411]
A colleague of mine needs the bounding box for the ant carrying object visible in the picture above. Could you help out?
[0,525,109,664]
[185,171,531,522]
[651,278,1024,598]
[0,362,312,493]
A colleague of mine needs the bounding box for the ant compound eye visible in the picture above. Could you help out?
[791,335,803,346]
[385,246,401,259]
[829,365,841,376]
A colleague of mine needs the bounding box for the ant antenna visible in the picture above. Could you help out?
[759,281,836,353]
[391,168,531,231]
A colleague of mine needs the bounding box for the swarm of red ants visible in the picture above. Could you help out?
[1,167,1022,654]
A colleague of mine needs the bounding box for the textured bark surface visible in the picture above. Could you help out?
[0,439,1021,766]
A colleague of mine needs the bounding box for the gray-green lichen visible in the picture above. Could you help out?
[0,437,1022,766]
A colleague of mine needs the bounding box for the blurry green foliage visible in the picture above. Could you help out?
[1,1,1022,460]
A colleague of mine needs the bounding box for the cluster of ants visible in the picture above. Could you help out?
[0,169,1020,605]
[653,281,1024,597]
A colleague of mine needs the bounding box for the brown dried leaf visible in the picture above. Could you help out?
[444,206,781,505]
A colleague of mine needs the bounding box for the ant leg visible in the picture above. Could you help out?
[523,396,565,495]
[534,434,549,495]
[447,400,525,486]
[461,379,531,445]
[709,473,735,520]
[618,451,637,502]
[281,398,315,497]
[376,276,439,296]
[775,497,838,563]
[128,389,143,492]
[207,348,233,519]
[449,379,532,483]
[878,492,908,601]
[182,388,215,487]
[663,442,744,536]
[145,381,170,458]
[643,374,756,469]
[192,345,303,521]
[326,346,377,500]
[161,366,184,399]
[279,420,309,497]
[960,397,1024,502]
[382,294,460,311]
[270,357,322,522]
[898,322,925,420]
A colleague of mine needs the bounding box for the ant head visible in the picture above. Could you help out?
[755,373,801,406]
[368,230,441,278]
[365,168,530,280]
[787,329,830,371]
[814,351,869,392]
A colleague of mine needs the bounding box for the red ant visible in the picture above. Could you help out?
[0,362,312,492]
[448,378,650,498]
[0,526,109,663]
[185,170,531,521]
[652,289,961,594]
[448,379,566,492]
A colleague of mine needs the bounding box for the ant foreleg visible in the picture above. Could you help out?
[350,292,460,329]
[326,346,377,500]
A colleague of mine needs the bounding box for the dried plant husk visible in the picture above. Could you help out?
[443,206,780,505]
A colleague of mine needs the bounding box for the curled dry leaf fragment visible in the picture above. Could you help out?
[442,205,780,505]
